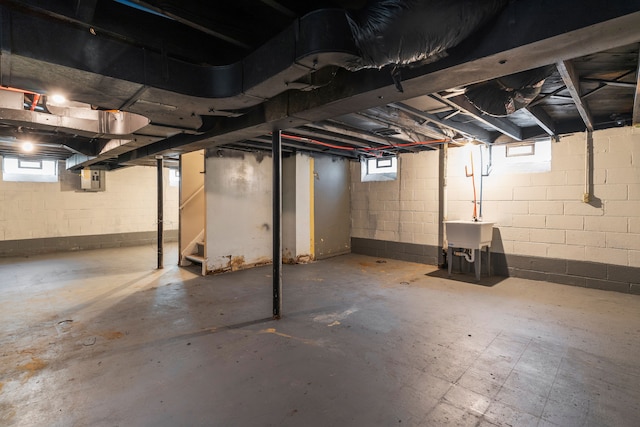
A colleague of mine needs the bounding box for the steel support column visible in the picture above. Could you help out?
[272,130,282,319]
[156,155,164,269]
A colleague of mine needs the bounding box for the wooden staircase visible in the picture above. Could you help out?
[185,241,205,265]
[181,230,206,275]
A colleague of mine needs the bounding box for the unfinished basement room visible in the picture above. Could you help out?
[1,1,639,426]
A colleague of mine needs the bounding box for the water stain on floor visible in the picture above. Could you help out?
[17,357,47,380]
[99,331,124,340]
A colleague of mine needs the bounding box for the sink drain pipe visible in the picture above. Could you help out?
[454,248,475,263]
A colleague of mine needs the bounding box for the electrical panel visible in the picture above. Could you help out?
[80,169,105,191]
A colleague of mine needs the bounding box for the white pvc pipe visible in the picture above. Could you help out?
[454,249,475,263]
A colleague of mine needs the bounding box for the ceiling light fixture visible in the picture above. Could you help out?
[21,141,34,152]
[50,94,66,104]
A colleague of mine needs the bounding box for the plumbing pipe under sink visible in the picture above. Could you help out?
[454,248,475,263]
[444,220,494,281]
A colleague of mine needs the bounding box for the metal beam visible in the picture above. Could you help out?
[431,94,523,140]
[272,130,282,319]
[524,105,557,136]
[556,60,594,132]
[390,102,493,142]
[156,155,164,269]
[634,47,640,127]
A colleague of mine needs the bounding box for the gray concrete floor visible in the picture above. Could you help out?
[1,244,639,427]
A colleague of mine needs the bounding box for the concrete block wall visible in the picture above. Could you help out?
[350,127,640,293]
[446,127,640,292]
[0,161,179,255]
[351,150,441,264]
[447,128,640,268]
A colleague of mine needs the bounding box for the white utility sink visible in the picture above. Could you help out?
[444,220,495,281]
[445,220,494,249]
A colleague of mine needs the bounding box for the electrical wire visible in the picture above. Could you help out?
[280,132,448,156]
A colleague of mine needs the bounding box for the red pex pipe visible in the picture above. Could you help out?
[280,132,447,153]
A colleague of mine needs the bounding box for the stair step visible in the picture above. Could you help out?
[195,241,205,256]
[185,254,205,264]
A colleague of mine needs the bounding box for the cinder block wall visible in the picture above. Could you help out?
[351,127,640,294]
[351,150,441,265]
[0,162,179,256]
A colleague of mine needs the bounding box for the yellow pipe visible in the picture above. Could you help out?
[309,157,315,260]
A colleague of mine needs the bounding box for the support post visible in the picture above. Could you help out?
[156,155,164,269]
[272,130,282,318]
[439,143,448,267]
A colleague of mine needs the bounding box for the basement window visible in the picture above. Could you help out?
[169,168,180,187]
[489,138,551,175]
[361,155,398,182]
[2,157,59,182]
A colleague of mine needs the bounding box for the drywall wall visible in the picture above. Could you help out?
[0,160,179,255]
[314,156,351,259]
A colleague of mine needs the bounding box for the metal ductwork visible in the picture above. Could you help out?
[464,66,557,117]
[0,97,150,139]
[345,0,509,70]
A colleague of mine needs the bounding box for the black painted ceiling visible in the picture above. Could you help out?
[0,0,639,167]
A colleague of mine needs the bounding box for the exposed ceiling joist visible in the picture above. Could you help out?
[581,78,636,88]
[357,108,447,142]
[634,47,640,127]
[305,122,398,147]
[431,94,523,141]
[259,0,296,18]
[287,127,372,148]
[130,1,253,49]
[556,60,594,132]
[390,102,492,143]
[524,106,557,136]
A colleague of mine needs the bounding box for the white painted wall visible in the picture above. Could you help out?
[350,127,640,268]
[283,153,313,262]
[205,151,332,272]
[314,156,351,258]
[205,151,274,272]
[295,154,312,259]
[351,150,440,246]
[0,160,178,241]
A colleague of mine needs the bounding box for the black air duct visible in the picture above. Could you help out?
[346,0,508,70]
[465,65,556,116]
